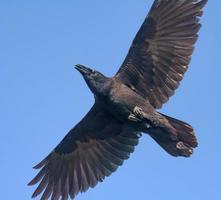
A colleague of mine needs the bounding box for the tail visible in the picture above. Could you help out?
[148,113,198,157]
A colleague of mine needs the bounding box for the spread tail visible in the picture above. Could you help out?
[148,114,198,157]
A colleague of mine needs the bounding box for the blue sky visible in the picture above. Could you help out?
[1,0,220,199]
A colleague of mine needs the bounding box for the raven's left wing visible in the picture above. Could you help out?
[28,104,139,200]
[115,0,207,109]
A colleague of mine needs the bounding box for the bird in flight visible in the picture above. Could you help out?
[29,0,207,199]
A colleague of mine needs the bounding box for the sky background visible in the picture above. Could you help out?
[1,0,220,199]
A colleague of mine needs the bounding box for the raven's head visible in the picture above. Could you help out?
[75,64,109,96]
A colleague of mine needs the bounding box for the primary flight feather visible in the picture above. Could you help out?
[29,0,208,199]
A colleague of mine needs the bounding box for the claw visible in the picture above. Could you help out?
[128,113,142,122]
[133,106,144,119]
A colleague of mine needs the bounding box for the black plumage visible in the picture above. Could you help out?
[29,0,207,199]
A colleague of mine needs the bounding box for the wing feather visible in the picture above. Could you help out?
[29,104,140,199]
[115,0,207,108]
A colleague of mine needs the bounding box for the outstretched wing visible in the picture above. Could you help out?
[28,104,140,200]
[115,0,207,108]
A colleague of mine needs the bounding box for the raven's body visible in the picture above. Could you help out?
[100,78,156,126]
[75,65,195,156]
[29,1,207,199]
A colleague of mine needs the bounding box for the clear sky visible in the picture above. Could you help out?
[1,0,220,200]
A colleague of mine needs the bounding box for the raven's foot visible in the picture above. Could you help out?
[128,106,145,122]
[129,106,159,128]
[128,113,142,122]
[128,106,152,130]
[133,106,145,119]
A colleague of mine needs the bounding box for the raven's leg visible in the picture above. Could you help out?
[128,113,142,122]
[129,106,160,128]
[128,106,144,122]
[128,106,151,128]
[128,113,150,129]
[133,106,145,119]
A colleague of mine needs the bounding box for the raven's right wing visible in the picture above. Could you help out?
[28,103,140,200]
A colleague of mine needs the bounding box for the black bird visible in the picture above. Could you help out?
[29,0,207,199]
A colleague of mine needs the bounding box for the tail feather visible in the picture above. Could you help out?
[148,113,198,157]
[161,114,198,148]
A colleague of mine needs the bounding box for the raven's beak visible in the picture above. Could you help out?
[75,64,91,75]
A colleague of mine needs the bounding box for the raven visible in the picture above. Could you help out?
[29,0,207,199]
